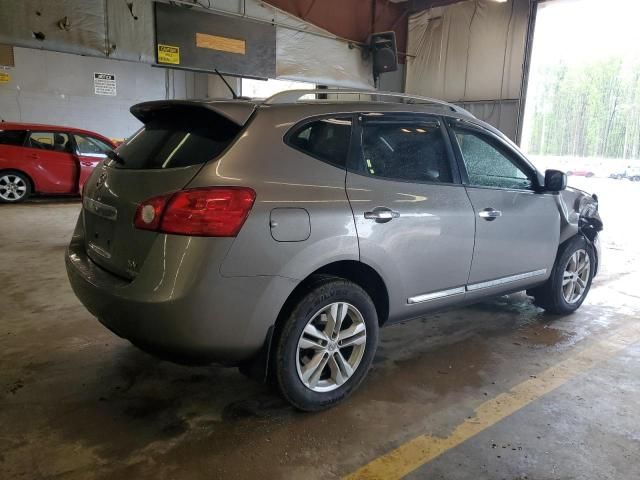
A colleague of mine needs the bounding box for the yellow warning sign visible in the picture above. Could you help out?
[0,71,10,84]
[157,44,180,65]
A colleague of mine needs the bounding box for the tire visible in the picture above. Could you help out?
[632,176,640,182]
[530,236,595,314]
[274,276,379,411]
[0,171,31,203]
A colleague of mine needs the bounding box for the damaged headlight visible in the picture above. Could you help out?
[579,195,603,242]
[579,194,599,218]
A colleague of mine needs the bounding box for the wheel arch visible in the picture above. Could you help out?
[311,260,390,326]
[276,260,390,335]
[551,231,599,283]
[241,260,390,382]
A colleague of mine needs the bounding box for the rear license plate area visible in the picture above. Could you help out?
[86,214,115,259]
[83,197,118,260]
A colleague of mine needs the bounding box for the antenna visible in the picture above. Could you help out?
[214,69,238,99]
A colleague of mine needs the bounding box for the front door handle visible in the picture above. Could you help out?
[478,208,502,221]
[364,207,400,223]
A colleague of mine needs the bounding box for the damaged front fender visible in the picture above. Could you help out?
[557,187,603,274]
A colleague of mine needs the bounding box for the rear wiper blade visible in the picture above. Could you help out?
[106,149,125,165]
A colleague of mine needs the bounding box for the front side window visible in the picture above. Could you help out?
[0,130,27,146]
[288,117,352,168]
[27,131,72,153]
[74,135,112,156]
[359,118,452,183]
[453,127,533,190]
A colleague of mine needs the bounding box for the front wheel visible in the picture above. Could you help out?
[0,172,31,203]
[274,276,379,411]
[530,236,595,314]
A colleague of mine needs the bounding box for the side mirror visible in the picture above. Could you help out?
[544,169,567,192]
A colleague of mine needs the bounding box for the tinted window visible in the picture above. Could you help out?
[288,117,352,168]
[114,108,241,169]
[360,119,452,183]
[0,130,27,146]
[74,135,112,156]
[453,128,532,190]
[27,132,72,153]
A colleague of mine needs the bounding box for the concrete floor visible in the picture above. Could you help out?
[1,179,639,480]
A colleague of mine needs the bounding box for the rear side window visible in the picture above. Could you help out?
[114,108,241,169]
[287,117,352,168]
[0,130,27,146]
[359,118,452,183]
[27,132,73,153]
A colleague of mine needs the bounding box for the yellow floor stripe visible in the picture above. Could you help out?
[344,323,640,480]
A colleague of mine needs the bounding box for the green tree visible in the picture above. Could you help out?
[526,57,640,160]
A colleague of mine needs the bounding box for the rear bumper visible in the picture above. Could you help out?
[65,224,296,363]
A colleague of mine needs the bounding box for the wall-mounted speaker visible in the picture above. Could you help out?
[369,31,398,77]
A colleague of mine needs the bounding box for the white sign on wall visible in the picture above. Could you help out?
[93,72,116,96]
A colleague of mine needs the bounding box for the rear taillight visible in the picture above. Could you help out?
[134,187,256,237]
[134,194,167,231]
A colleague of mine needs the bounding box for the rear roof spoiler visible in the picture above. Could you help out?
[130,100,257,126]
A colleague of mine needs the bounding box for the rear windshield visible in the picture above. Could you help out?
[113,108,241,169]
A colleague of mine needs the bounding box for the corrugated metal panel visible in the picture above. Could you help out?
[106,0,155,62]
[0,0,107,56]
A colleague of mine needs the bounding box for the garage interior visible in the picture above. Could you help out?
[1,0,639,479]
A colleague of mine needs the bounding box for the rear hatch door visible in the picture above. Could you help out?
[81,100,255,279]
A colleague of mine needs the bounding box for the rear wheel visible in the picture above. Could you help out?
[530,236,594,314]
[0,172,31,203]
[274,276,378,411]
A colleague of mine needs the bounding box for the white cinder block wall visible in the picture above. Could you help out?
[0,47,208,139]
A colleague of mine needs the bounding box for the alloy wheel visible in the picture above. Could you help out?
[296,302,367,392]
[562,249,591,304]
[0,174,28,201]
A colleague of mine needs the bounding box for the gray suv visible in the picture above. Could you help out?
[66,90,602,411]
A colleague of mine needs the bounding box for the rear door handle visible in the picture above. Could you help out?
[478,208,502,221]
[364,207,400,223]
[29,153,39,159]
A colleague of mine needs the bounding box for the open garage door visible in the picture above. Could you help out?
[521,0,640,285]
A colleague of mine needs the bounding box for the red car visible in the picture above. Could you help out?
[566,169,595,177]
[0,122,116,203]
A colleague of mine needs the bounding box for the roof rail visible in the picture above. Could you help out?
[263,89,473,116]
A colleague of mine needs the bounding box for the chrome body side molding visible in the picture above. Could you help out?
[408,269,547,304]
[466,269,547,292]
[407,287,466,305]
